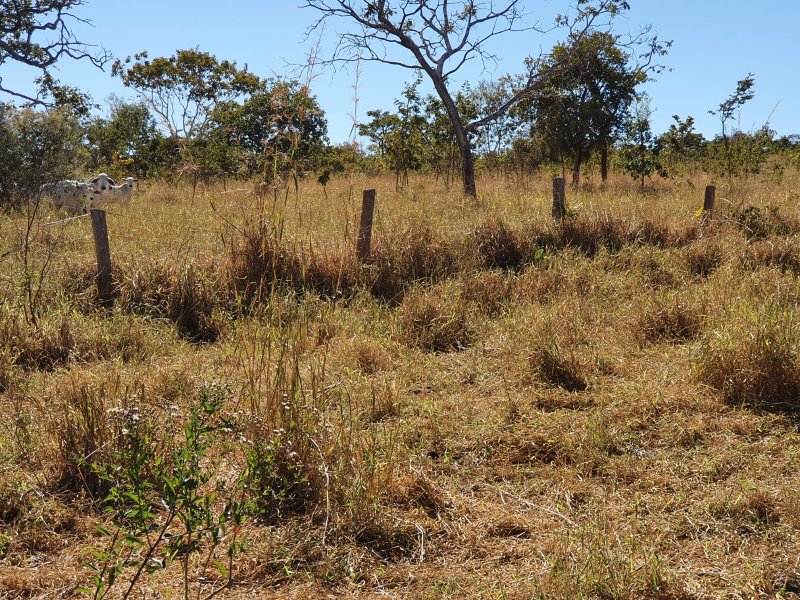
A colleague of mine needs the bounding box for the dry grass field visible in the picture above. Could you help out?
[1,170,800,598]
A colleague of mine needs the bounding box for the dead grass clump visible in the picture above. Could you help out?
[471,218,524,270]
[0,346,13,392]
[52,378,120,497]
[708,488,779,528]
[502,432,571,466]
[695,304,800,412]
[530,340,589,391]
[228,221,304,305]
[353,520,419,561]
[626,218,673,247]
[557,213,627,256]
[742,237,800,274]
[168,266,226,342]
[389,471,448,518]
[0,313,73,372]
[732,204,796,239]
[118,261,226,342]
[607,247,681,289]
[342,335,393,374]
[525,317,596,392]
[368,224,459,303]
[513,267,567,305]
[242,427,318,525]
[459,270,514,316]
[395,285,474,353]
[304,249,362,299]
[685,239,726,277]
[72,316,158,363]
[637,295,705,343]
[0,470,33,524]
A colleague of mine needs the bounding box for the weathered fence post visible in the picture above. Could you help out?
[357,189,376,261]
[552,177,566,221]
[703,185,716,216]
[90,209,114,308]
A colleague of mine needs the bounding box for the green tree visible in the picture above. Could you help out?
[360,76,427,189]
[0,104,88,206]
[657,115,706,177]
[520,30,658,185]
[470,78,522,162]
[422,88,478,186]
[303,0,636,198]
[0,0,108,103]
[708,73,756,179]
[112,49,263,186]
[618,95,662,189]
[215,79,328,181]
[87,100,165,179]
[358,109,397,160]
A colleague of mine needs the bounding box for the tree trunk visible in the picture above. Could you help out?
[423,68,478,198]
[601,141,609,182]
[459,140,477,198]
[572,148,583,187]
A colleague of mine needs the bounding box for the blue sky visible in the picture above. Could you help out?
[2,1,798,143]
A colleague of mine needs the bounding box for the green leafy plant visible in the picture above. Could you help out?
[82,384,246,600]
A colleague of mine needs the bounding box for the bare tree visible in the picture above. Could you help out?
[302,0,631,197]
[0,0,109,103]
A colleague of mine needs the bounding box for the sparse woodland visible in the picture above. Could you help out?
[1,1,800,598]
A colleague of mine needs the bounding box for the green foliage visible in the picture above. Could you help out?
[85,384,245,599]
[360,74,427,189]
[0,104,88,206]
[658,115,707,177]
[87,100,169,179]
[708,74,757,178]
[112,49,262,141]
[518,30,654,183]
[706,127,774,178]
[213,79,328,181]
[0,1,107,103]
[618,96,663,188]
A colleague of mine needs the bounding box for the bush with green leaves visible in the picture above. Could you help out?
[0,104,88,206]
[83,384,245,599]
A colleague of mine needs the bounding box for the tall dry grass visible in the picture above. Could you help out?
[0,168,799,596]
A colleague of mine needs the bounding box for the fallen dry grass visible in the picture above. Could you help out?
[0,170,799,598]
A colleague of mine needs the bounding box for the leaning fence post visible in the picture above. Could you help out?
[552,177,566,220]
[357,189,376,261]
[90,209,113,307]
[703,185,716,217]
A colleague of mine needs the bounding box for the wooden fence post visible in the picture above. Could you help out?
[703,185,716,216]
[552,177,566,220]
[357,189,376,261]
[90,209,114,308]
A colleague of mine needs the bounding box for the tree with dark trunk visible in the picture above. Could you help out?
[302,0,632,198]
[517,29,664,186]
[0,0,109,103]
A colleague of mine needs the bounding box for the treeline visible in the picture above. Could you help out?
[2,46,799,208]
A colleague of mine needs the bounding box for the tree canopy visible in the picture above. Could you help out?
[0,0,108,103]
[303,0,638,198]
